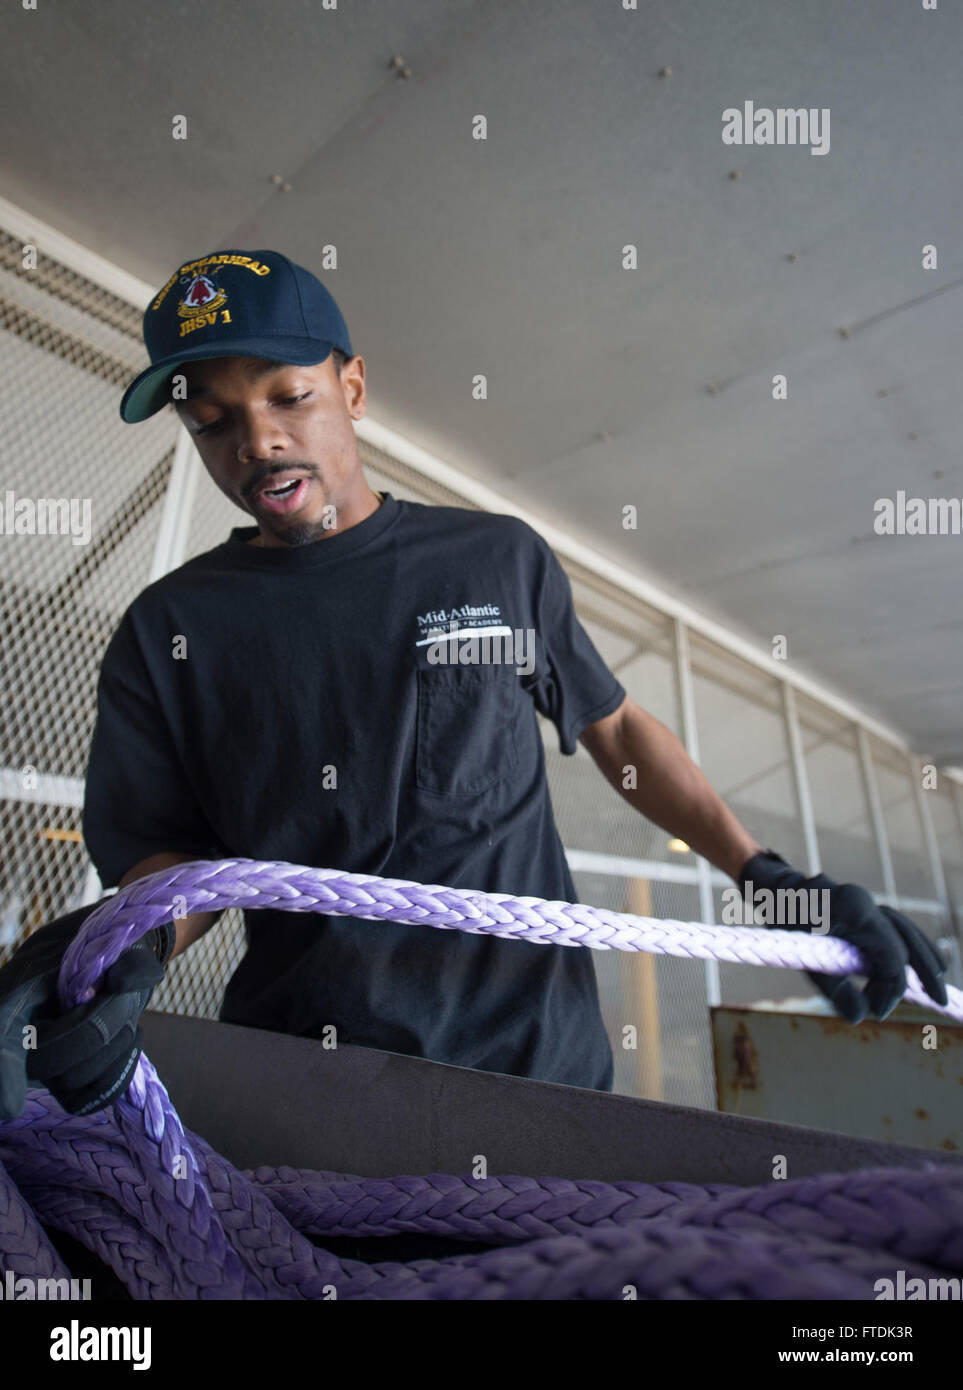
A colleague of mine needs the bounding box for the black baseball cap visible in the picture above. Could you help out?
[119,248,353,423]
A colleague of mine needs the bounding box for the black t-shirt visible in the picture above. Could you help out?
[82,493,626,1090]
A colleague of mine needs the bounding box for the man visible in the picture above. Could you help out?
[0,249,948,1120]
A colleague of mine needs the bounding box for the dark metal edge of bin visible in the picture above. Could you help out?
[141,1011,963,1185]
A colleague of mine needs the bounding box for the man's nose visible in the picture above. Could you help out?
[235,410,289,463]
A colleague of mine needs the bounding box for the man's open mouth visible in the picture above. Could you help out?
[263,480,300,499]
[254,477,310,514]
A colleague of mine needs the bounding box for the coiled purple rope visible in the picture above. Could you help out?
[0,857,960,1300]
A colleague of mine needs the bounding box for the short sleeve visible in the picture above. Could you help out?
[82,610,221,888]
[523,534,626,755]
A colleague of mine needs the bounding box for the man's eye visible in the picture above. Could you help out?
[191,393,309,433]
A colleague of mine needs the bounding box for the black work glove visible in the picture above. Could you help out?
[738,849,949,1025]
[0,899,175,1120]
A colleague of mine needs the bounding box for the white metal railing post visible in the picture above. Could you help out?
[949,780,963,956]
[673,619,720,1006]
[909,756,961,969]
[947,779,963,884]
[74,425,198,904]
[148,426,201,582]
[78,862,104,908]
[910,757,950,908]
[856,725,897,897]
[782,683,821,876]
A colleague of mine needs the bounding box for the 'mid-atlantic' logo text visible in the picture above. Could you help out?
[417,604,502,629]
[415,603,535,675]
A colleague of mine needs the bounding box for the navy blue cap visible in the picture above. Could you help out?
[119,249,353,423]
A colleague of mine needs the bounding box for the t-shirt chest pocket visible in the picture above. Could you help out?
[415,665,520,797]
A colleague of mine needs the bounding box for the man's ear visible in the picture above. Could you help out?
[341,355,367,418]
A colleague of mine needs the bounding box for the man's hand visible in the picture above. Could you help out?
[739,849,949,1024]
[0,900,174,1120]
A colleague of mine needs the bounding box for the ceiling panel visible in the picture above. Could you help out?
[1,0,959,758]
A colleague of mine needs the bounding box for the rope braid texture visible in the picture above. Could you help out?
[0,856,959,1300]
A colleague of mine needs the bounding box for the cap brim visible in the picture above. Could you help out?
[119,337,337,423]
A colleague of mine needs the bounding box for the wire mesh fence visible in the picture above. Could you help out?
[0,230,179,959]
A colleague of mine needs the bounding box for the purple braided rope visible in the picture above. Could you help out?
[0,856,959,1299]
[2,1100,959,1299]
[246,1165,963,1269]
[0,1155,74,1285]
[59,857,963,1021]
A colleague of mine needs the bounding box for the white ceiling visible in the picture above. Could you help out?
[1,0,961,760]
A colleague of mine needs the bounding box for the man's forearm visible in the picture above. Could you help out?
[117,852,224,959]
[580,698,763,881]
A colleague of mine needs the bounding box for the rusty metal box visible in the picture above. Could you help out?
[711,997,962,1152]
